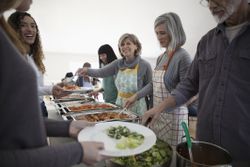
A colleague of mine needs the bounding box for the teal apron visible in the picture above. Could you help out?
[115,64,147,116]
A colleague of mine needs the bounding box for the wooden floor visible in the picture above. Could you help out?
[188,116,197,139]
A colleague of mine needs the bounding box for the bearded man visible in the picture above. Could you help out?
[142,0,250,166]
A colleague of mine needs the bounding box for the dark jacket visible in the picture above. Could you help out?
[0,27,82,167]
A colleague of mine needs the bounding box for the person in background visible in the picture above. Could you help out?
[91,77,101,88]
[142,0,250,166]
[77,33,152,116]
[125,12,191,146]
[8,11,67,117]
[89,44,118,104]
[62,72,75,84]
[75,62,93,88]
[0,0,106,166]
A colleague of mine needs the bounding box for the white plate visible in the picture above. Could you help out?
[78,121,156,157]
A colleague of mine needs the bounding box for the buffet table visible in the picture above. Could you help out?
[45,95,175,167]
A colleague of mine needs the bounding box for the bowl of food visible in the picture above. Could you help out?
[106,139,173,167]
[176,141,232,167]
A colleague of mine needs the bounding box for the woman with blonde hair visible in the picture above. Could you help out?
[77,33,152,115]
[8,11,68,117]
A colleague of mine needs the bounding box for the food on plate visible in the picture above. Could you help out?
[63,85,80,91]
[106,126,144,149]
[111,139,172,167]
[75,112,130,122]
[68,103,115,112]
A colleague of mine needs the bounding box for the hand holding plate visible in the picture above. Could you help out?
[69,120,96,138]
[80,141,106,165]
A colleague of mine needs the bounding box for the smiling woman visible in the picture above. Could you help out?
[19,16,37,45]
[0,0,106,166]
[77,33,153,116]
[8,12,69,117]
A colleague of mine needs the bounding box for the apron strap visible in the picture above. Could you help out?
[117,91,134,98]
[163,50,175,71]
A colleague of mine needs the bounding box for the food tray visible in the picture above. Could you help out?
[62,109,139,123]
[53,94,94,103]
[61,102,119,114]
[54,100,95,109]
[63,85,93,93]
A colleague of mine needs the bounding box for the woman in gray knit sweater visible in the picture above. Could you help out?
[77,33,152,116]
[125,12,192,146]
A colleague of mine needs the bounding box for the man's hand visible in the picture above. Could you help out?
[69,121,95,138]
[80,141,107,165]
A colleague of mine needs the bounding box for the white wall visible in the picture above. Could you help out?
[5,0,216,84]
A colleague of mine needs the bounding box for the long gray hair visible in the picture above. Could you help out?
[154,12,186,52]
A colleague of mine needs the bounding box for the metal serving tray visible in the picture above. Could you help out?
[53,99,95,115]
[55,100,94,108]
[53,94,94,103]
[63,102,119,113]
[58,102,120,115]
[62,109,139,123]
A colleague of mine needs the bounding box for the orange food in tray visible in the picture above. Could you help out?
[68,103,115,112]
[75,112,130,122]
[63,85,80,91]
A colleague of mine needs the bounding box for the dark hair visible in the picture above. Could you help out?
[8,11,46,74]
[98,44,117,68]
[65,72,73,78]
[83,62,91,68]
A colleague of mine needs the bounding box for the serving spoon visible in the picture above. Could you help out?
[181,121,194,163]
[118,107,127,116]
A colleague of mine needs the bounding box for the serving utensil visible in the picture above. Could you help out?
[181,121,194,163]
[118,107,127,115]
[144,117,152,127]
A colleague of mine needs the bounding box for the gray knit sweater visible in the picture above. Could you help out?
[137,48,191,99]
[87,56,152,92]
